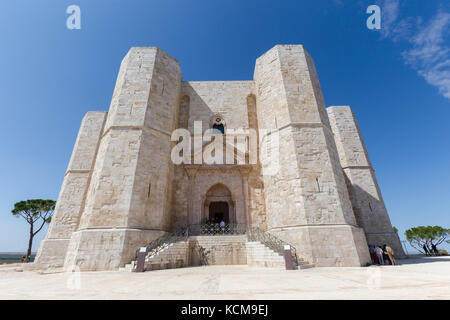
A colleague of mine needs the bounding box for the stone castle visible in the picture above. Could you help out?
[35,45,405,271]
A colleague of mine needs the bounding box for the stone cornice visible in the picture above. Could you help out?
[100,125,172,140]
[342,165,374,170]
[64,169,91,177]
[269,223,361,230]
[184,164,254,171]
[262,121,334,138]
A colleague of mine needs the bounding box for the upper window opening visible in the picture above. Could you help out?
[213,123,225,134]
[212,116,225,134]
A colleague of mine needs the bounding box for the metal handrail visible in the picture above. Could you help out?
[188,223,247,236]
[247,226,298,266]
[136,224,299,268]
[134,227,189,260]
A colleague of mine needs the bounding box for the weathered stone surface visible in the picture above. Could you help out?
[181,81,254,134]
[130,235,287,271]
[36,45,399,270]
[64,229,165,271]
[254,45,371,267]
[327,106,405,257]
[62,47,182,270]
[190,236,248,266]
[34,111,107,268]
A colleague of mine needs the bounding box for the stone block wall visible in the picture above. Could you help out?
[181,81,254,134]
[34,111,107,268]
[189,235,248,266]
[254,45,371,267]
[64,47,182,270]
[327,106,405,257]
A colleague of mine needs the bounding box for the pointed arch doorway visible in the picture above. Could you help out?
[203,184,236,224]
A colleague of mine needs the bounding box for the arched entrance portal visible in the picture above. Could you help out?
[209,201,229,223]
[203,183,236,224]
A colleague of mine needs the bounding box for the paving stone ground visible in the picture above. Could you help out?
[0,256,449,300]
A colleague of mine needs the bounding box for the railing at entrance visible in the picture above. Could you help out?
[134,224,300,269]
[134,227,189,260]
[188,223,247,236]
[247,226,299,266]
[188,224,298,266]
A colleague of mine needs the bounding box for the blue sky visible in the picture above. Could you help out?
[0,0,449,254]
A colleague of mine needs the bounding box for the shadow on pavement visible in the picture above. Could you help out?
[397,255,450,265]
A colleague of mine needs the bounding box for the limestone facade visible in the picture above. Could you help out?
[35,45,404,270]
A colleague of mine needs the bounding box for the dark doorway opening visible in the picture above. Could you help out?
[209,201,229,223]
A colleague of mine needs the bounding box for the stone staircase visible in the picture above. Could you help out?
[120,240,189,272]
[246,241,314,269]
[121,234,314,272]
[246,241,286,268]
[144,240,189,271]
[190,235,248,266]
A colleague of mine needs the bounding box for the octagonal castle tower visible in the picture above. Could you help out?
[35,45,404,271]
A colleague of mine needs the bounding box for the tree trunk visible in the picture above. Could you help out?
[27,223,34,261]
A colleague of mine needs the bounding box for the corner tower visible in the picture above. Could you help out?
[254,45,371,267]
[327,106,405,257]
[63,47,182,270]
[34,111,107,268]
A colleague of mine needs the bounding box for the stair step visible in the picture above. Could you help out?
[298,263,315,269]
[127,235,314,272]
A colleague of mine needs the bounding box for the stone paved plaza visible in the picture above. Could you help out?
[0,256,449,300]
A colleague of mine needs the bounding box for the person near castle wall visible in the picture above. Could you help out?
[382,245,391,265]
[384,245,396,265]
[375,246,384,265]
[370,245,380,265]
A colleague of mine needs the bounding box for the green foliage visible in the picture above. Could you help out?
[11,199,55,221]
[393,226,398,234]
[10,199,56,256]
[438,250,448,256]
[405,226,449,254]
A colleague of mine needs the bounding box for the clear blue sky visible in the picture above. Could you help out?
[0,0,449,254]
